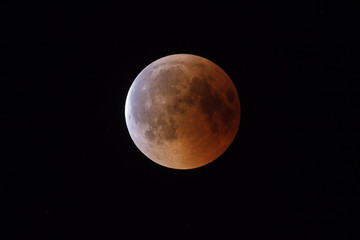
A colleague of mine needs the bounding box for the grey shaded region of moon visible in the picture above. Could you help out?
[125,54,240,169]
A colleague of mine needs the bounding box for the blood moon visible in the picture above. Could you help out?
[125,54,240,169]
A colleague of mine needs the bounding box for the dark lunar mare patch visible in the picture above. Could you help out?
[188,76,235,133]
[226,89,235,102]
[145,130,156,141]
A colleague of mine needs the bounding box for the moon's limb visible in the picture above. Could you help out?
[125,54,240,169]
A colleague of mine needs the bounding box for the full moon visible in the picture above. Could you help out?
[125,54,240,169]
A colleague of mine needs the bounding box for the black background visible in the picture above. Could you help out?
[3,1,360,238]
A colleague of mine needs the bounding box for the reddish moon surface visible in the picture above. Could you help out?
[125,54,240,169]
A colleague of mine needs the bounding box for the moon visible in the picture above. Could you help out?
[125,54,240,169]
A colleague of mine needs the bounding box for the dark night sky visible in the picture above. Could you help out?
[3,1,360,238]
